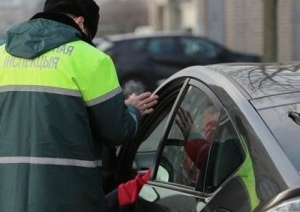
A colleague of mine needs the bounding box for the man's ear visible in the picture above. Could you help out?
[73,16,85,29]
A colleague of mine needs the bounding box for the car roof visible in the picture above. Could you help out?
[210,62,300,99]
[105,31,197,42]
[162,62,300,100]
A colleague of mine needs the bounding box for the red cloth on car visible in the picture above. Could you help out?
[117,168,152,206]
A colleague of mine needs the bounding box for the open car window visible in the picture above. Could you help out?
[137,116,168,153]
[115,78,188,184]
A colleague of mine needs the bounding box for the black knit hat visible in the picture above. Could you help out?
[43,0,100,39]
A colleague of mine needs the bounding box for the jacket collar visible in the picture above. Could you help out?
[30,12,94,46]
[5,12,95,59]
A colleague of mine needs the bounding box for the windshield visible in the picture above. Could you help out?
[259,103,300,173]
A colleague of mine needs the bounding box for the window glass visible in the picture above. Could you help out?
[117,39,146,54]
[138,115,168,152]
[180,37,220,58]
[148,37,179,55]
[205,111,245,193]
[132,115,170,173]
[155,86,221,188]
[130,39,146,52]
[133,82,184,173]
[259,103,300,172]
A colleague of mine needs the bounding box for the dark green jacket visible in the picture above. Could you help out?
[0,13,140,212]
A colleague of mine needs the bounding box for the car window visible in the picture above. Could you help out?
[115,39,146,54]
[155,85,220,188]
[130,79,186,175]
[147,37,179,55]
[179,37,220,58]
[259,103,300,172]
[137,115,168,152]
[204,110,245,193]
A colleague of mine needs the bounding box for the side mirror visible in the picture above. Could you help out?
[139,184,159,202]
[156,165,170,182]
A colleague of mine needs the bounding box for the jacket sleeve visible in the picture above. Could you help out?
[117,168,152,206]
[84,55,141,146]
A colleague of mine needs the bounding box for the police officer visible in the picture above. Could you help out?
[0,0,158,211]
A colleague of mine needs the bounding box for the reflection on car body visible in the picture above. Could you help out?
[100,32,261,96]
[110,62,300,212]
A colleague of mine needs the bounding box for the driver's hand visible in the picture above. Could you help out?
[175,107,195,140]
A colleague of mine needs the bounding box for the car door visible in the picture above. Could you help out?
[117,77,230,211]
[200,110,254,212]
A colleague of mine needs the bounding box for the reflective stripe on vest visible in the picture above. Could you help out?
[0,156,102,168]
[0,85,81,97]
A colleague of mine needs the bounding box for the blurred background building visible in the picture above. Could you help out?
[0,0,299,62]
[148,0,299,62]
[0,0,43,34]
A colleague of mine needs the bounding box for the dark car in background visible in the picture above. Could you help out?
[103,62,300,212]
[101,33,261,96]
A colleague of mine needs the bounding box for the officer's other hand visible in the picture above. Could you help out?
[125,92,159,116]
